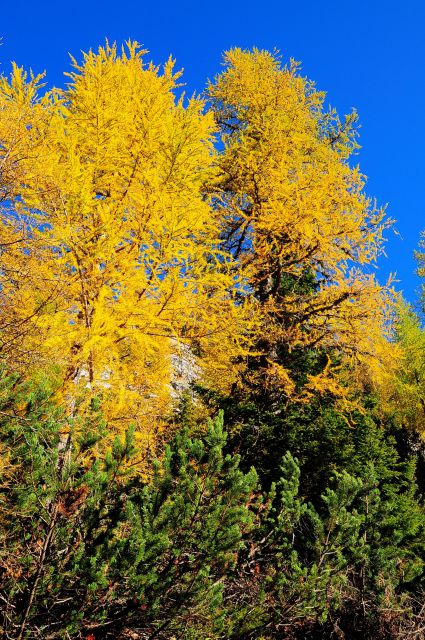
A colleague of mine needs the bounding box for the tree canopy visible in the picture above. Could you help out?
[0,44,397,443]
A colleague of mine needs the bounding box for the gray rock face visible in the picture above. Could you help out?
[69,339,200,407]
[169,340,201,401]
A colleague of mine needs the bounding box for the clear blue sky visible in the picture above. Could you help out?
[1,1,423,304]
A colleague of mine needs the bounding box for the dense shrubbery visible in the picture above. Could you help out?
[1,370,424,639]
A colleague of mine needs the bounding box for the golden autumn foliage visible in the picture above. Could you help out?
[379,233,425,434]
[377,301,425,435]
[208,49,395,393]
[0,43,396,446]
[0,43,250,443]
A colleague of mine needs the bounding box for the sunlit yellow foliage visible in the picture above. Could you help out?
[208,49,394,393]
[0,43,396,447]
[0,43,250,441]
[378,301,425,434]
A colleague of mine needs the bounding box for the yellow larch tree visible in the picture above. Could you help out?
[376,301,425,434]
[0,43,249,445]
[0,66,50,364]
[377,238,425,435]
[208,49,395,396]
